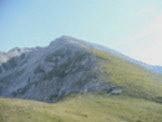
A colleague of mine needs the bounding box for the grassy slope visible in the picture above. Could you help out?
[0,95,162,122]
[93,49,162,103]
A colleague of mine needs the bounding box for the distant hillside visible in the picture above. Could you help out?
[150,66,162,74]
[0,36,162,103]
[0,36,162,122]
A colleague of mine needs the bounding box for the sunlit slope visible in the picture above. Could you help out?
[0,95,162,122]
[92,48,162,103]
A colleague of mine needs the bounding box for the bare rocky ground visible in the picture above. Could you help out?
[0,36,121,102]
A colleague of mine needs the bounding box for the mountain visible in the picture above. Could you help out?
[0,36,162,102]
[0,36,121,102]
[150,66,162,74]
[0,36,162,122]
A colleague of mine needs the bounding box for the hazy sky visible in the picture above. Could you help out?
[0,0,162,65]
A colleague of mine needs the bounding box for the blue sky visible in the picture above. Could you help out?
[0,0,162,65]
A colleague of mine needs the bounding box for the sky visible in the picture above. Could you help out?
[0,0,162,65]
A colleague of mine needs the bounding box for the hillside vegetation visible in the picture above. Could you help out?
[92,48,162,103]
[0,95,162,122]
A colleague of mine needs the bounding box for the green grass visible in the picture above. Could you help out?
[0,94,162,122]
[92,48,162,103]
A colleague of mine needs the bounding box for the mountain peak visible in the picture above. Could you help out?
[8,47,21,53]
[0,36,161,103]
[49,35,87,47]
[58,35,78,40]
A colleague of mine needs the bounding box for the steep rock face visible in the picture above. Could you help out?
[0,36,118,102]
